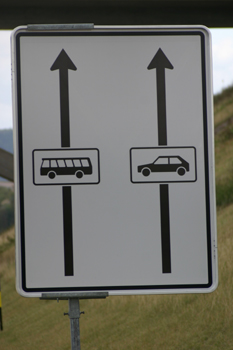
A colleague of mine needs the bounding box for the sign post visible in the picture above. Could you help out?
[41,292,109,350]
[12,25,217,298]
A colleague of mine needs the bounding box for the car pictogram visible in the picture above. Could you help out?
[138,156,189,177]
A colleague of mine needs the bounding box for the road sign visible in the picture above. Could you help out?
[12,25,217,297]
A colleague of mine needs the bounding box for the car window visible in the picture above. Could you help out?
[154,157,168,164]
[170,157,182,164]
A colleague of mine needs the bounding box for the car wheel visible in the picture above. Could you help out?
[142,168,151,177]
[76,170,84,179]
[48,171,56,179]
[177,167,186,176]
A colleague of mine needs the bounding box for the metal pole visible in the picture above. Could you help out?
[69,298,81,350]
[40,292,109,350]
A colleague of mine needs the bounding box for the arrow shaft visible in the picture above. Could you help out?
[156,64,171,273]
[51,50,76,277]
[156,68,167,146]
[160,184,171,273]
[148,48,172,274]
[60,69,73,276]
[156,67,171,273]
[59,68,70,147]
[62,186,74,276]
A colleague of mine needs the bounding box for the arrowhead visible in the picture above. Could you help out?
[50,49,77,71]
[147,48,173,70]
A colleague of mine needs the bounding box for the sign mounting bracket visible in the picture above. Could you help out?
[27,23,95,31]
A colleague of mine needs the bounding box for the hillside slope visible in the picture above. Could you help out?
[0,129,13,154]
[214,86,233,208]
[0,87,233,349]
[0,129,13,182]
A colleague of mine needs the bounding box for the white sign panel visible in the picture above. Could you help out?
[11,25,217,297]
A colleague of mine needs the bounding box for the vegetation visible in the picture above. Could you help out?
[215,86,233,208]
[0,128,13,182]
[0,187,14,234]
[0,128,14,232]
[0,86,233,348]
[0,129,13,154]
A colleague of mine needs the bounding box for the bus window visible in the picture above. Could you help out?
[73,159,82,167]
[81,159,89,167]
[57,159,66,167]
[41,159,50,168]
[51,160,58,167]
[65,159,74,167]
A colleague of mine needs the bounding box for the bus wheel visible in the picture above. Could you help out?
[76,171,84,179]
[48,171,56,179]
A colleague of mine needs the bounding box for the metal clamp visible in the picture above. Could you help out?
[27,23,94,31]
[40,292,109,300]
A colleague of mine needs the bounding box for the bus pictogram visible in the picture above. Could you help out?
[40,157,93,179]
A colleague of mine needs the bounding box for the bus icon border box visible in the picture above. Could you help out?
[130,146,197,184]
[33,148,100,186]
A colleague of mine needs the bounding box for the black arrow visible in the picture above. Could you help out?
[51,49,77,148]
[148,48,173,146]
[51,49,77,276]
[148,48,173,274]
